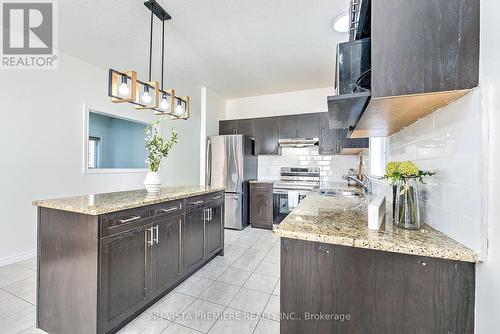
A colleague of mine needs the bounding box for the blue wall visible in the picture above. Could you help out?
[89,112,147,169]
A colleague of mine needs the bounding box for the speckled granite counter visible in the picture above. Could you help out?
[33,185,224,215]
[274,187,478,263]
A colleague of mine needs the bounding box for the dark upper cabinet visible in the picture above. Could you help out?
[297,113,320,138]
[219,119,255,137]
[100,225,150,327]
[183,210,205,273]
[278,114,320,139]
[254,117,279,155]
[278,115,298,139]
[219,120,238,135]
[371,0,479,98]
[319,112,368,155]
[237,119,255,138]
[151,215,182,296]
[319,113,339,155]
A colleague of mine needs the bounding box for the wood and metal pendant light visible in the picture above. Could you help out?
[108,0,190,120]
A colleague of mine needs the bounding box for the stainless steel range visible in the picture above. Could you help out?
[273,167,320,223]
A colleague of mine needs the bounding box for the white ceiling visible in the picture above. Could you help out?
[58,0,349,98]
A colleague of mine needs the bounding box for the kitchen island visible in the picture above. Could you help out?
[275,187,478,334]
[33,185,225,334]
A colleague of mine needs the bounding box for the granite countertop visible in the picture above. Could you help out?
[274,185,479,263]
[33,185,225,215]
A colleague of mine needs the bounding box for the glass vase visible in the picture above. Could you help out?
[395,177,421,230]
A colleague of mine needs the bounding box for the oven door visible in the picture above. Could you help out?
[272,190,307,224]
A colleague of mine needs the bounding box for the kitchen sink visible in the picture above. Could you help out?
[319,188,364,198]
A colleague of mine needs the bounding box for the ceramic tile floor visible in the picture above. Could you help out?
[0,226,280,334]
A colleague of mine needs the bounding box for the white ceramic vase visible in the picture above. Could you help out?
[144,171,161,193]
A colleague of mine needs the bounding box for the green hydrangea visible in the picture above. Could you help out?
[397,161,420,177]
[385,161,401,176]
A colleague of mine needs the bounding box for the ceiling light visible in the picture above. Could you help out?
[107,0,190,119]
[333,12,350,33]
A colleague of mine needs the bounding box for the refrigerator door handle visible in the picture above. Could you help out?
[206,137,212,186]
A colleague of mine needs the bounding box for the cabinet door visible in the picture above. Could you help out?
[237,119,255,138]
[151,216,182,296]
[297,113,319,138]
[219,120,238,135]
[338,128,369,150]
[278,115,299,139]
[100,226,150,326]
[254,117,279,155]
[318,113,340,155]
[205,205,223,256]
[371,0,479,98]
[183,210,205,273]
[250,183,273,229]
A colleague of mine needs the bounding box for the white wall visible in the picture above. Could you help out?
[199,87,226,185]
[475,0,500,331]
[387,90,484,255]
[0,52,200,265]
[226,87,333,119]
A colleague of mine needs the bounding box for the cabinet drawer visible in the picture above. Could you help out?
[186,192,224,211]
[100,200,183,238]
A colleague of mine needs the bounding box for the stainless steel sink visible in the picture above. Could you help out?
[319,188,364,197]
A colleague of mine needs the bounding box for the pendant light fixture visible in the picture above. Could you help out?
[107,0,190,120]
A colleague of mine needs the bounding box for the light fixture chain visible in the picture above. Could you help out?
[148,2,154,82]
[161,20,165,89]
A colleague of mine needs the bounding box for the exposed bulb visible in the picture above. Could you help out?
[141,89,151,104]
[160,95,169,110]
[175,103,184,115]
[118,82,129,96]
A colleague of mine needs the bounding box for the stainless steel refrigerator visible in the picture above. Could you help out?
[206,135,257,229]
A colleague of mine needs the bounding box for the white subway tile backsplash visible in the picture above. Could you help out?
[444,184,482,219]
[411,116,434,141]
[258,147,360,182]
[387,90,483,255]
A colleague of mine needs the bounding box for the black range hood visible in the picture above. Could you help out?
[327,91,370,130]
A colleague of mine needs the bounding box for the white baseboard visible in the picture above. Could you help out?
[0,249,36,267]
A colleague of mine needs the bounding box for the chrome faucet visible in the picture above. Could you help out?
[343,174,372,194]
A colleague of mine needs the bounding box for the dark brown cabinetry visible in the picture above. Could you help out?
[281,238,475,334]
[249,182,273,230]
[318,113,368,155]
[278,113,320,139]
[254,117,279,155]
[37,191,224,334]
[183,209,206,273]
[348,0,480,138]
[100,225,150,330]
[237,119,255,138]
[219,120,238,135]
[205,204,224,256]
[151,215,182,296]
[220,113,365,156]
[371,0,479,98]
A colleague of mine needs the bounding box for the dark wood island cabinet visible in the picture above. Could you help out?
[275,190,479,334]
[34,186,225,334]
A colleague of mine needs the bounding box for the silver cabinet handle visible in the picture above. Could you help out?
[211,195,222,200]
[190,200,204,205]
[119,216,141,223]
[147,227,154,246]
[209,208,212,221]
[161,206,178,213]
[153,225,159,244]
